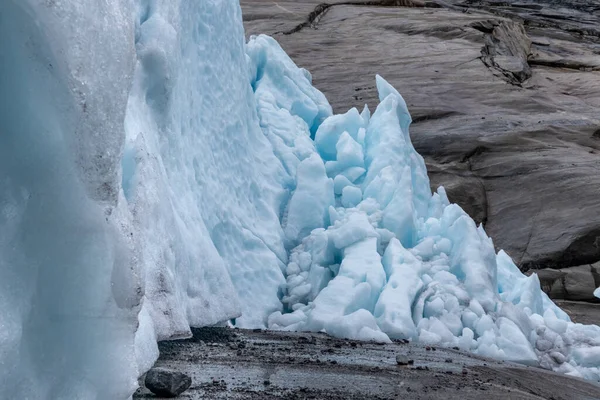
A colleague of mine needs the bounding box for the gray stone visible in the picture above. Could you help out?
[144,367,191,398]
[533,264,599,301]
[479,20,532,84]
[396,354,412,365]
[241,0,600,283]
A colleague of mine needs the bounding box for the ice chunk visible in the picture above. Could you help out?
[247,35,331,137]
[334,175,354,195]
[572,347,600,368]
[496,317,538,364]
[315,108,368,161]
[284,154,334,245]
[374,238,423,339]
[336,131,365,169]
[300,238,388,339]
[247,34,332,181]
[341,186,363,208]
[328,212,378,250]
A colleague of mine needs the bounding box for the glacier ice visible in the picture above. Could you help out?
[2,0,600,398]
[0,0,290,398]
[1,1,140,398]
[254,42,600,381]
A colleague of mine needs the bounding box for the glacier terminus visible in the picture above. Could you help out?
[1,0,600,399]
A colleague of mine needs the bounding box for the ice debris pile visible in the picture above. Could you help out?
[1,0,600,398]
[246,36,600,380]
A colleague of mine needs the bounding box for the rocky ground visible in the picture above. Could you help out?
[133,327,600,399]
[555,299,600,325]
[241,0,600,302]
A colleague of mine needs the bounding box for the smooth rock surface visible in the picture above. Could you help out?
[555,300,600,326]
[534,262,600,301]
[144,367,192,398]
[241,0,600,275]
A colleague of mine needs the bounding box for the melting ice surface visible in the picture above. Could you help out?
[1,1,600,399]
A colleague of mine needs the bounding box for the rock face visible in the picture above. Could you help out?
[534,262,600,301]
[144,367,192,398]
[241,0,600,287]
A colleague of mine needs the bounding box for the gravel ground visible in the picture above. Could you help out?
[134,327,600,399]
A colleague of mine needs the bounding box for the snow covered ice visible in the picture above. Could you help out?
[1,1,600,399]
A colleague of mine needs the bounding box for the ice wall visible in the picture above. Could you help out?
[0,1,141,398]
[125,0,288,341]
[0,0,293,398]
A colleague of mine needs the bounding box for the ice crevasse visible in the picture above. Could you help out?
[1,0,600,399]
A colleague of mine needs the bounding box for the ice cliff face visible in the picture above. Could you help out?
[1,1,139,398]
[1,1,600,399]
[0,0,272,398]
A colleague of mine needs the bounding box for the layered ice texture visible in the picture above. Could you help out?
[1,1,600,399]
[1,0,281,398]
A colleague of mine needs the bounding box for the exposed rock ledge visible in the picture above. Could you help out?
[241,0,600,290]
[533,262,600,302]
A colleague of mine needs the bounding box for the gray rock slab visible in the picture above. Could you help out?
[533,262,600,301]
[241,0,600,276]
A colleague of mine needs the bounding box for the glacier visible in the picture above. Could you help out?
[258,49,600,378]
[1,0,600,399]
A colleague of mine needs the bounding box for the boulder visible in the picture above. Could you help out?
[533,262,600,302]
[144,367,192,398]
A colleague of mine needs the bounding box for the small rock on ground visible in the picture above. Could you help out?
[396,354,414,365]
[145,367,192,398]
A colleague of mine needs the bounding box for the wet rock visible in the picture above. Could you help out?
[135,329,600,399]
[145,367,192,398]
[396,354,412,365]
